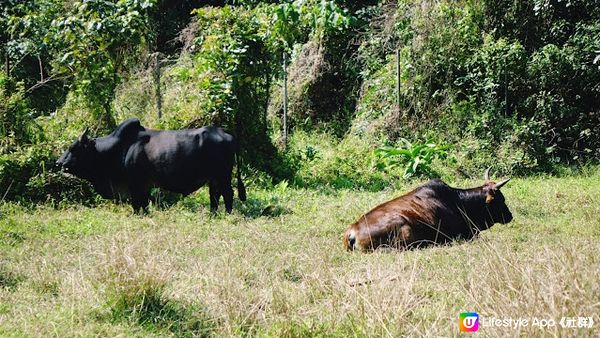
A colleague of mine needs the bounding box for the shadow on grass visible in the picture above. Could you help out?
[0,267,24,291]
[100,278,215,337]
[237,196,291,219]
[174,190,291,219]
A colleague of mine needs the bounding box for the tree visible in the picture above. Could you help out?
[47,0,155,129]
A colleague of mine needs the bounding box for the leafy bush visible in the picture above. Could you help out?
[287,132,389,190]
[1,0,68,117]
[0,76,40,152]
[375,139,450,179]
[354,0,599,177]
[46,0,155,128]
[267,1,360,136]
[0,145,54,201]
[0,144,97,205]
[126,5,281,172]
[25,171,98,205]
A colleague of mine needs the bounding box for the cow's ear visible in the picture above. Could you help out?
[82,137,96,149]
[79,127,90,142]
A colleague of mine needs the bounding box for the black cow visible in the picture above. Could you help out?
[343,168,512,251]
[56,118,246,213]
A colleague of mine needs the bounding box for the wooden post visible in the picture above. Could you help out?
[4,50,9,76]
[396,49,401,111]
[154,52,162,120]
[504,55,508,116]
[282,51,288,150]
[37,55,44,82]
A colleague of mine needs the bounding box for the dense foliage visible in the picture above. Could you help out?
[355,0,600,174]
[1,0,598,202]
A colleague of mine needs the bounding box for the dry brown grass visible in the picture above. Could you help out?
[0,171,599,336]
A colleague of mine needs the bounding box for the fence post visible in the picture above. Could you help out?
[282,51,288,150]
[154,52,162,120]
[504,55,508,116]
[4,50,9,76]
[396,48,401,112]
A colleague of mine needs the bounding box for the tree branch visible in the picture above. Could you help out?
[26,73,72,93]
[37,54,44,82]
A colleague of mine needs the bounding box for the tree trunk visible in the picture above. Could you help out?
[282,52,288,150]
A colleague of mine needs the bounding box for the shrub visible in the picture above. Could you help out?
[0,75,40,152]
[0,144,98,205]
[375,139,450,179]
[353,0,599,177]
[289,132,390,190]
[0,145,55,201]
[267,1,361,137]
[25,171,98,206]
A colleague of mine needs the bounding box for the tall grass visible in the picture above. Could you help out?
[98,240,215,336]
[0,169,598,336]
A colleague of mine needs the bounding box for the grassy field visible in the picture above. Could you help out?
[1,169,599,337]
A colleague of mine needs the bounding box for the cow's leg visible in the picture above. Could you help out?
[219,174,234,214]
[209,180,221,212]
[222,182,234,214]
[393,224,413,249]
[131,188,150,214]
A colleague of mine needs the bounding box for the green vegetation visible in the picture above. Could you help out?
[1,0,599,335]
[375,139,450,179]
[2,0,600,194]
[2,0,599,197]
[354,0,599,175]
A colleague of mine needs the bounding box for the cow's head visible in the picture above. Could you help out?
[482,167,513,225]
[56,128,98,179]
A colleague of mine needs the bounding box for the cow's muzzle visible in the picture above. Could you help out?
[55,161,69,172]
[501,212,513,224]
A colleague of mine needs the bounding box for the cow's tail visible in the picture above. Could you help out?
[235,143,247,202]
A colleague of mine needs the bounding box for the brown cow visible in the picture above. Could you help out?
[343,169,512,251]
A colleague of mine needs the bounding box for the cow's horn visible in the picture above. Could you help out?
[79,127,89,141]
[494,178,511,190]
[484,167,491,182]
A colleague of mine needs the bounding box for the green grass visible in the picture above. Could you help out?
[0,169,599,337]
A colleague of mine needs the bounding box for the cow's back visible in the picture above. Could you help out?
[131,127,235,194]
[346,180,463,250]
